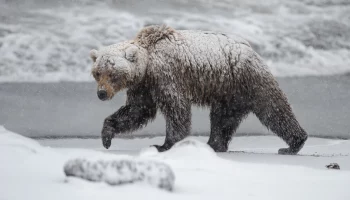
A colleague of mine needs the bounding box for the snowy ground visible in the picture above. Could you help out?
[2,126,350,200]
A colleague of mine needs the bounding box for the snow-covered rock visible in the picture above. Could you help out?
[64,158,175,191]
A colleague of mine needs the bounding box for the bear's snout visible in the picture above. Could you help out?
[97,90,108,101]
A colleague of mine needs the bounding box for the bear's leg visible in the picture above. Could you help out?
[208,103,250,152]
[102,104,157,149]
[101,87,157,149]
[253,88,308,155]
[154,100,191,152]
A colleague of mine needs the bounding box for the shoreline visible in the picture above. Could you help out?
[31,133,350,140]
[1,75,350,139]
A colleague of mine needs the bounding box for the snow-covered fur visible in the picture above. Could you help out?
[90,41,148,99]
[64,158,175,191]
[90,25,308,154]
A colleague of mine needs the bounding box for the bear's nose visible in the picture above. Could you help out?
[97,90,108,100]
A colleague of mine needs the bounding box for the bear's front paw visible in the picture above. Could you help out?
[152,144,171,152]
[101,125,116,149]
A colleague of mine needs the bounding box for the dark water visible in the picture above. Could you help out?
[1,75,349,139]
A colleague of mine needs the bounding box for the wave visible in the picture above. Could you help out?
[0,0,349,82]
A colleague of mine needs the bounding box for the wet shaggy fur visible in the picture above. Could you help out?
[90,25,308,154]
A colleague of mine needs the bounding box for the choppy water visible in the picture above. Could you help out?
[1,0,350,82]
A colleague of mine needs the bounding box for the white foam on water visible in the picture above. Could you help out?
[0,0,349,82]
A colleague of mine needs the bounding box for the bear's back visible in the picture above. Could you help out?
[178,30,251,49]
[146,28,270,105]
[163,30,256,74]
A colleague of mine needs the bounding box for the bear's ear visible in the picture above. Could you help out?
[125,46,138,62]
[90,49,98,62]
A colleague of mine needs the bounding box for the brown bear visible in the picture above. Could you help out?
[90,25,308,154]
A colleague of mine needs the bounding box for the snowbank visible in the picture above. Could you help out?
[1,126,350,200]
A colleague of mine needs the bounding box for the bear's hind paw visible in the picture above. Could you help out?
[278,147,299,155]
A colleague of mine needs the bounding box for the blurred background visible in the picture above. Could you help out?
[0,0,349,138]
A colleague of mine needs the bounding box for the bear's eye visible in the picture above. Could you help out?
[93,71,101,80]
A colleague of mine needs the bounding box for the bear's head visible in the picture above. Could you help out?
[90,41,148,101]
